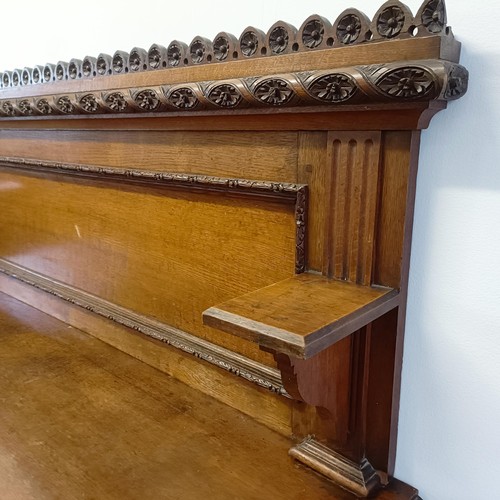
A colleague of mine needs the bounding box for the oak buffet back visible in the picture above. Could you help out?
[0,1,467,497]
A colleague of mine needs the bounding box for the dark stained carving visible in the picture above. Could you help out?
[254,78,294,105]
[207,84,242,108]
[56,96,75,113]
[68,59,83,80]
[82,57,97,78]
[301,19,325,49]
[21,68,31,86]
[0,62,468,119]
[56,62,68,81]
[444,64,468,99]
[168,87,198,109]
[190,37,212,64]
[148,44,167,69]
[269,26,290,54]
[18,99,33,115]
[213,32,238,61]
[240,28,265,57]
[129,47,148,72]
[2,72,11,87]
[134,89,160,111]
[104,92,128,112]
[421,0,446,33]
[308,73,357,102]
[295,186,307,274]
[0,0,457,89]
[31,66,44,84]
[167,41,188,67]
[377,66,435,98]
[80,94,100,113]
[96,54,112,76]
[1,101,14,116]
[36,99,52,114]
[43,64,55,82]
[336,13,362,44]
[377,5,405,38]
[112,51,129,74]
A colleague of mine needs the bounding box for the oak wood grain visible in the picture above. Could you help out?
[0,169,296,365]
[203,272,399,358]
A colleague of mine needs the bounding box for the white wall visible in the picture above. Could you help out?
[1,1,499,498]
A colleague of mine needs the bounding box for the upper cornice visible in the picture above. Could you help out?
[0,0,468,120]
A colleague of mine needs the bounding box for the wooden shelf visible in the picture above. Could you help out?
[203,272,399,359]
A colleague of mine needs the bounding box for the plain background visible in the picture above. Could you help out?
[1,1,499,498]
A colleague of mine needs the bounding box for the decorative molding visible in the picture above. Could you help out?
[0,156,307,274]
[0,0,455,89]
[0,61,468,119]
[0,258,289,397]
[289,437,381,497]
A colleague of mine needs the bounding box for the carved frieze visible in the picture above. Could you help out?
[0,61,468,119]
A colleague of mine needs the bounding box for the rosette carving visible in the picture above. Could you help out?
[213,33,238,61]
[21,69,31,86]
[254,78,294,105]
[129,48,148,72]
[207,84,242,108]
[105,92,128,112]
[134,89,160,111]
[36,99,52,114]
[31,67,42,84]
[269,26,289,54]
[43,64,55,82]
[1,101,15,116]
[82,57,96,78]
[337,14,362,44]
[148,44,167,69]
[18,99,33,115]
[308,73,357,102]
[421,0,446,33]
[377,6,405,38]
[80,94,100,113]
[2,72,11,87]
[68,59,82,80]
[444,65,468,99]
[301,19,325,49]
[55,62,68,81]
[169,87,198,109]
[240,30,261,57]
[377,67,435,98]
[167,41,188,67]
[96,54,112,76]
[56,96,75,113]
[112,51,128,74]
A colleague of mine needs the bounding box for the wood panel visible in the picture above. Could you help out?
[297,131,329,272]
[326,132,382,285]
[0,169,296,365]
[0,273,293,436]
[373,131,413,289]
[0,130,299,182]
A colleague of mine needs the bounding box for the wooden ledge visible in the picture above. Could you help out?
[203,273,399,359]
